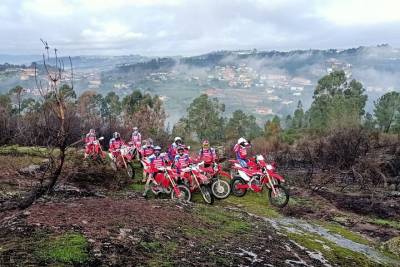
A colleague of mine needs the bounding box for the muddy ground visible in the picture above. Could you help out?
[1,154,400,266]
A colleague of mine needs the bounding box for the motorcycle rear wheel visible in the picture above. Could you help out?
[268,184,289,208]
[211,179,230,199]
[230,176,247,197]
[200,185,214,204]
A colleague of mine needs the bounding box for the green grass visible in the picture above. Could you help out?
[129,182,145,192]
[35,232,89,264]
[0,145,52,157]
[139,241,177,267]
[223,191,281,218]
[287,232,380,267]
[368,218,400,231]
[183,205,251,241]
[317,221,372,246]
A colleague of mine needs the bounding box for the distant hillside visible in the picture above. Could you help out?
[1,45,400,124]
[101,45,400,124]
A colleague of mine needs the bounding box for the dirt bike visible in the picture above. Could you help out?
[140,152,168,182]
[146,164,191,201]
[85,137,106,164]
[230,155,289,208]
[180,161,214,205]
[109,144,135,178]
[200,160,231,199]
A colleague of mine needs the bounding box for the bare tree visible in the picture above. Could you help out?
[0,40,74,211]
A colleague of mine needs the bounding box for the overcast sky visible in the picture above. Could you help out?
[1,0,399,56]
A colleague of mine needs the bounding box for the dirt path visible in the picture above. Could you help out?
[0,191,328,266]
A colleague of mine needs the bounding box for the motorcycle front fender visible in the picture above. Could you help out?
[269,172,285,182]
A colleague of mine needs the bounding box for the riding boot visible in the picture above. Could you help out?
[142,177,152,197]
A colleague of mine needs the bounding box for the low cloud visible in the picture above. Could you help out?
[0,0,399,55]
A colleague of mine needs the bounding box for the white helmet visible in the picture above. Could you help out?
[237,137,248,145]
[174,136,182,142]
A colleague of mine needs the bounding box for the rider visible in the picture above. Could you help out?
[199,140,217,167]
[141,138,155,182]
[84,129,97,159]
[174,145,192,182]
[142,138,155,158]
[143,146,166,197]
[168,136,184,161]
[233,137,251,168]
[109,132,126,159]
[131,126,142,150]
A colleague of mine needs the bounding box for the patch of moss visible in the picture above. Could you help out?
[368,218,400,231]
[287,232,380,267]
[141,241,177,267]
[129,182,145,192]
[183,206,250,241]
[0,145,55,157]
[35,232,89,264]
[223,191,280,218]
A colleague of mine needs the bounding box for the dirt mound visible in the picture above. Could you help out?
[317,190,400,219]
[1,194,326,266]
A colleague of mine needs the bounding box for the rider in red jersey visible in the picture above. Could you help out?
[109,132,126,158]
[143,146,167,197]
[84,128,97,159]
[199,140,217,167]
[131,126,142,150]
[233,137,251,168]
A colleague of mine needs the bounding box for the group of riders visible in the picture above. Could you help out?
[84,127,252,197]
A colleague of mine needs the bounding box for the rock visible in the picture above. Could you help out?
[19,164,41,175]
[382,236,400,257]
[118,228,132,239]
[22,211,31,216]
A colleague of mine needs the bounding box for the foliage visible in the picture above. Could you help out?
[308,71,367,130]
[184,94,225,143]
[373,91,400,133]
[291,100,304,129]
[225,109,262,141]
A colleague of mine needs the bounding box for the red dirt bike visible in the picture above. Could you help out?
[180,161,214,204]
[145,163,191,201]
[109,144,136,178]
[200,160,231,199]
[230,155,289,208]
[85,137,106,164]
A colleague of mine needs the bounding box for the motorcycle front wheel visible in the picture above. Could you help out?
[171,184,191,201]
[230,176,247,197]
[268,184,289,208]
[211,179,231,199]
[110,161,117,171]
[200,184,214,205]
[126,163,135,179]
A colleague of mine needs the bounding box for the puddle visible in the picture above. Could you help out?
[267,216,396,265]
[226,207,398,266]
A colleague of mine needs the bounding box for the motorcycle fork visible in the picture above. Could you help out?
[265,173,278,196]
[120,154,128,169]
[168,172,181,197]
[192,173,201,190]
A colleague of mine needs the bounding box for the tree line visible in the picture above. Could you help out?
[1,70,399,149]
[0,86,167,147]
[172,70,400,148]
